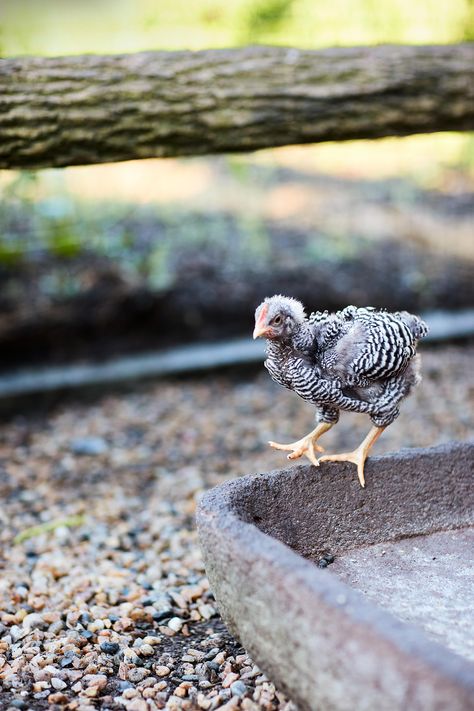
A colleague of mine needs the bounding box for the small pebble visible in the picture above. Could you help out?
[23,613,45,631]
[167,617,183,633]
[49,620,65,635]
[155,665,171,677]
[222,672,239,688]
[10,625,27,642]
[230,680,247,697]
[322,552,335,564]
[127,699,148,711]
[83,673,107,690]
[128,668,150,683]
[139,644,154,656]
[70,437,108,456]
[118,680,134,691]
[142,636,161,646]
[152,610,174,623]
[100,641,120,655]
[48,692,69,705]
[198,604,216,620]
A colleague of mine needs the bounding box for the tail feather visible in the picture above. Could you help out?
[395,311,429,340]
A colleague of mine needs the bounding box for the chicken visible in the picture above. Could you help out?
[253,295,429,486]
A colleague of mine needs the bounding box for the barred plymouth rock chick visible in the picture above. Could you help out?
[253,295,428,486]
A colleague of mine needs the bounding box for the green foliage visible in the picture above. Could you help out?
[238,214,271,263]
[242,0,295,42]
[0,176,277,292]
[462,0,474,39]
[0,185,84,266]
[458,134,474,171]
[304,231,359,263]
[1,0,471,56]
[0,241,25,267]
[3,170,38,202]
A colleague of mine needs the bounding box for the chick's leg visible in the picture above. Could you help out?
[319,425,385,488]
[269,422,334,467]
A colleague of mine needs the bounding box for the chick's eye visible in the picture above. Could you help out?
[272,315,282,326]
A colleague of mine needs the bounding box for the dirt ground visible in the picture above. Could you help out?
[0,343,473,710]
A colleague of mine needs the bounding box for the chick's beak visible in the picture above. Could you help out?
[253,305,270,339]
[253,324,270,339]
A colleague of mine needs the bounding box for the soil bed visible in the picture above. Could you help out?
[1,166,473,371]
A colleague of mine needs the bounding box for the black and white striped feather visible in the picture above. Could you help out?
[309,306,428,386]
[263,300,428,427]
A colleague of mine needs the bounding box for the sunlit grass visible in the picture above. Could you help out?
[1,0,472,56]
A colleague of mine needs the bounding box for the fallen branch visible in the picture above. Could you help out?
[1,44,473,168]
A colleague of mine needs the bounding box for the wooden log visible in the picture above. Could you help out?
[1,44,473,169]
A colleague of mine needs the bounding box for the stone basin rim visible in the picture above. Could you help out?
[197,441,474,711]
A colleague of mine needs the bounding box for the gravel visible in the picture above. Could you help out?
[0,344,472,710]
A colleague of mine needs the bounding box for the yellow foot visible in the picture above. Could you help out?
[319,449,368,487]
[268,435,324,467]
[319,426,386,488]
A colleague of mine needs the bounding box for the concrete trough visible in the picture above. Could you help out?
[197,441,474,711]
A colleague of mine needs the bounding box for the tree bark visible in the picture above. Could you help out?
[1,44,473,169]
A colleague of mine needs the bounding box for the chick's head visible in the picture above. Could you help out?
[253,295,306,341]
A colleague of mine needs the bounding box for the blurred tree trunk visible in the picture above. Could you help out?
[1,44,473,169]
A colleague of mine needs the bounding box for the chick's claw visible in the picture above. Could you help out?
[268,435,324,467]
[268,422,334,468]
[319,425,386,488]
[319,450,367,487]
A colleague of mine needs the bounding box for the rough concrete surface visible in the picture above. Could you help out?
[332,527,474,662]
[197,441,474,711]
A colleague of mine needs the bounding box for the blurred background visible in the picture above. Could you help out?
[0,0,473,373]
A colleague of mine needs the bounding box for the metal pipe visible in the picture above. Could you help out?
[0,309,472,399]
